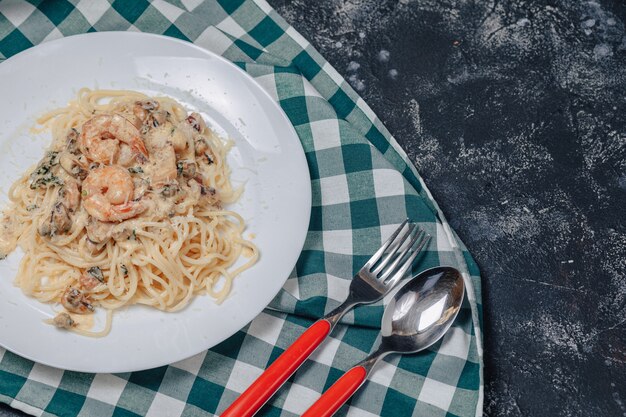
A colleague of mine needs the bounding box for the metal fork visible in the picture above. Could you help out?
[221,220,430,417]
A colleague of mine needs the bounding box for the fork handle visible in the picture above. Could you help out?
[301,366,367,417]
[220,319,332,417]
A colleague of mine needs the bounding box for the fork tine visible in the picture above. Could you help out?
[388,233,431,285]
[380,230,430,284]
[370,223,417,276]
[383,234,431,288]
[378,230,424,282]
[363,219,409,270]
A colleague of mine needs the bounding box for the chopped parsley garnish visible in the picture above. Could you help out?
[30,173,63,189]
[30,152,63,189]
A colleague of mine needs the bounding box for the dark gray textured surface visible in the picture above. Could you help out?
[2,1,625,416]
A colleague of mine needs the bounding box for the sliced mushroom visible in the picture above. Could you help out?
[61,287,94,314]
[51,312,76,329]
[66,129,80,154]
[59,151,89,180]
[38,202,72,237]
[186,112,206,132]
[85,217,113,244]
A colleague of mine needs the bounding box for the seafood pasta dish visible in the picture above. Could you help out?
[0,89,258,337]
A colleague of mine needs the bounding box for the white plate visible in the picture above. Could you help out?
[0,32,311,373]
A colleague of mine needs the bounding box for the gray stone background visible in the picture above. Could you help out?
[2,1,625,416]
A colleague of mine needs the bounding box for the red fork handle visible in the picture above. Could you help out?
[302,366,367,417]
[221,319,332,417]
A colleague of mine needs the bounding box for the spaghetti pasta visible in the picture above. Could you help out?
[0,89,258,337]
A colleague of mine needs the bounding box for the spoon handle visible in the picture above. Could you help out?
[221,319,332,417]
[301,365,368,417]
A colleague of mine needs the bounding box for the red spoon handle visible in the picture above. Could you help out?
[301,366,367,417]
[221,319,331,417]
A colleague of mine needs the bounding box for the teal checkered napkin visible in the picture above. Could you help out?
[0,1,483,416]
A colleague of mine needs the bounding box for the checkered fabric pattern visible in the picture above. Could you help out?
[0,1,484,416]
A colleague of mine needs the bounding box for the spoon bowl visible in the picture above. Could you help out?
[381,266,465,354]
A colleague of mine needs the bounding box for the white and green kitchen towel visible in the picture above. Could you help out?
[0,1,484,416]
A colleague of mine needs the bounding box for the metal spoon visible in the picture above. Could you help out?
[301,266,465,417]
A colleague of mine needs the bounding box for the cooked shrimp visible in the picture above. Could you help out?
[79,114,148,164]
[82,165,147,222]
